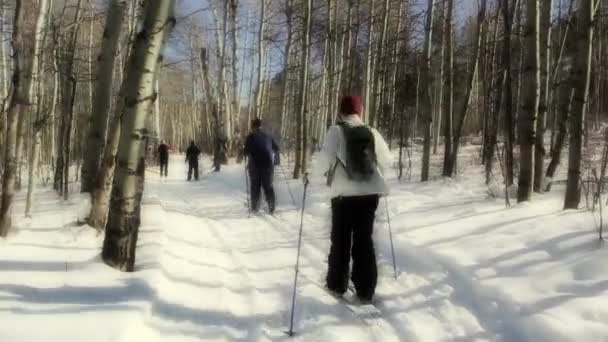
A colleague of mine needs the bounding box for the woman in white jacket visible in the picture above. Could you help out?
[315,96,392,303]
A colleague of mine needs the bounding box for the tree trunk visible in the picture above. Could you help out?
[81,0,127,193]
[229,0,240,140]
[501,0,517,186]
[441,0,454,177]
[363,0,376,123]
[102,0,175,271]
[534,0,553,192]
[564,0,594,209]
[545,88,574,191]
[24,0,51,217]
[0,0,39,236]
[278,0,293,141]
[420,0,436,181]
[484,7,503,185]
[54,0,83,198]
[517,0,540,203]
[371,0,390,128]
[293,0,312,179]
[254,0,266,120]
[446,0,486,177]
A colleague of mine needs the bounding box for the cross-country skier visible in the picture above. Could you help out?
[244,118,280,214]
[185,141,201,181]
[315,95,392,303]
[157,141,169,178]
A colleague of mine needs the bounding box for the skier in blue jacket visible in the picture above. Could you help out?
[244,118,280,214]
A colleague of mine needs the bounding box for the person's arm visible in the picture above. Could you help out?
[314,126,340,177]
[372,128,393,175]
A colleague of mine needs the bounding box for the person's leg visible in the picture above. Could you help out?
[326,197,352,295]
[194,162,199,180]
[160,161,166,177]
[249,167,262,212]
[187,162,193,181]
[351,195,379,301]
[262,168,275,213]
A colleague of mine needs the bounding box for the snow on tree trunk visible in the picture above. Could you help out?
[517,0,540,203]
[0,0,39,236]
[564,0,595,209]
[102,0,175,271]
[81,0,127,193]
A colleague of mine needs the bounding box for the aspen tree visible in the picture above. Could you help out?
[103,0,175,271]
[564,0,595,209]
[517,0,540,202]
[0,0,39,236]
[81,0,127,193]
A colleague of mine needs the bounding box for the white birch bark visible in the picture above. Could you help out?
[363,0,376,122]
[102,0,175,271]
[0,0,39,236]
[24,0,51,217]
[293,0,312,178]
[254,0,266,120]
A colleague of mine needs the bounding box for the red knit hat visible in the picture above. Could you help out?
[339,96,362,115]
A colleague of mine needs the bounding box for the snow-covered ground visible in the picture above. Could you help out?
[1,151,607,342]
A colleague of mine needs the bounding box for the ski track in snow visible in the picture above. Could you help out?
[1,152,608,342]
[121,157,490,341]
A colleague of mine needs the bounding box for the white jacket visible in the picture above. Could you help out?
[315,115,392,199]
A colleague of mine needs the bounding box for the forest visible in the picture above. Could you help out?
[0,0,607,341]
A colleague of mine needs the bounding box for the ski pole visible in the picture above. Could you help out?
[287,173,309,337]
[385,196,398,279]
[279,163,298,208]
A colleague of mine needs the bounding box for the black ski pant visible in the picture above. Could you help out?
[326,195,379,300]
[160,158,168,177]
[249,165,275,213]
[188,161,199,181]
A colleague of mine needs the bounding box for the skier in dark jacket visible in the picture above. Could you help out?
[244,118,279,214]
[157,141,169,177]
[185,141,201,181]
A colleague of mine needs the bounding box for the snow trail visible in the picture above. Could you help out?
[2,152,607,341]
[125,156,490,341]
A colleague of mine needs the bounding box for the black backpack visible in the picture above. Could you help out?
[338,122,377,181]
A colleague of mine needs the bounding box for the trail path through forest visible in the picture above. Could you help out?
[1,154,607,341]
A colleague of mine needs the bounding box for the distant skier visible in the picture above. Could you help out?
[315,95,392,303]
[185,141,202,181]
[244,118,280,214]
[157,141,169,178]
